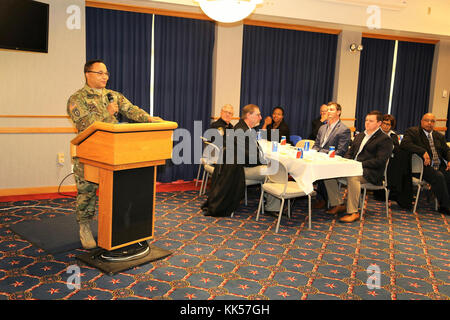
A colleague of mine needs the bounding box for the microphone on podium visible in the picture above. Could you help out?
[107,93,118,118]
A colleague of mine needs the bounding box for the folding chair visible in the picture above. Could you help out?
[338,159,390,218]
[255,158,315,232]
[199,140,220,196]
[411,153,438,213]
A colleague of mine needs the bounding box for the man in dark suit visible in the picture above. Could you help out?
[233,104,265,169]
[233,104,280,212]
[208,104,234,147]
[400,113,450,215]
[313,102,351,209]
[211,104,234,133]
[201,104,258,217]
[326,110,393,223]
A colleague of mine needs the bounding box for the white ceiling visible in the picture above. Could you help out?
[94,0,450,39]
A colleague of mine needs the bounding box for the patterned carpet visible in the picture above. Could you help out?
[0,186,449,300]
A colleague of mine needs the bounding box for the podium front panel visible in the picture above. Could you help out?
[111,166,155,247]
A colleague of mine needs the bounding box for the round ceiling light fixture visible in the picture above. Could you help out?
[195,0,263,23]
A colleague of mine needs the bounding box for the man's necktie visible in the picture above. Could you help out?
[321,125,332,148]
[427,133,440,170]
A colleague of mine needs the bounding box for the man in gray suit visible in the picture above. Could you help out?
[312,102,351,209]
[313,102,351,156]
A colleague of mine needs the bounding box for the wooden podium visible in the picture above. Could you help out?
[71,121,177,273]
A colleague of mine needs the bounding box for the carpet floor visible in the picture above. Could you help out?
[0,186,449,300]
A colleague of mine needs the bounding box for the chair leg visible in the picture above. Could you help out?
[287,199,291,218]
[199,170,206,195]
[385,188,390,217]
[255,189,265,221]
[360,188,367,219]
[245,186,248,206]
[308,194,312,230]
[195,164,202,186]
[413,185,421,213]
[358,191,363,211]
[203,173,210,195]
[205,173,211,195]
[275,198,285,233]
[260,184,264,214]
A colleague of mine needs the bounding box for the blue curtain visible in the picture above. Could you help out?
[355,37,395,132]
[391,41,435,133]
[240,25,337,138]
[86,7,152,119]
[153,15,215,182]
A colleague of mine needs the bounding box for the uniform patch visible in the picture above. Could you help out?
[88,104,97,112]
[72,107,80,117]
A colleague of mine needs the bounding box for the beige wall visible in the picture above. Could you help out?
[0,0,85,191]
[333,30,363,129]
[430,40,450,121]
[212,23,243,125]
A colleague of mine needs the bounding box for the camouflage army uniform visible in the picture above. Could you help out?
[67,84,152,223]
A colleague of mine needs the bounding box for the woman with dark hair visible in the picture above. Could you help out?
[381,114,400,155]
[374,114,401,202]
[261,106,291,143]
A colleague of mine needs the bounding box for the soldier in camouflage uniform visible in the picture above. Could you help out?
[67,59,163,249]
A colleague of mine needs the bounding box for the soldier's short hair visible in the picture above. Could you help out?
[84,59,105,73]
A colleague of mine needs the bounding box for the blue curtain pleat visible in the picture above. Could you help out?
[86,8,152,117]
[355,37,395,132]
[153,15,215,182]
[240,25,337,138]
[391,41,435,133]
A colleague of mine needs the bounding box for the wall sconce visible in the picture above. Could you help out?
[349,43,363,52]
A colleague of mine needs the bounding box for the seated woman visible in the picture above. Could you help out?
[261,106,290,143]
[381,114,400,155]
[374,114,400,201]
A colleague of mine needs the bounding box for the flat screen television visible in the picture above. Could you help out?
[0,0,49,53]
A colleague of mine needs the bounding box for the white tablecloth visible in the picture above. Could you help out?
[259,140,363,194]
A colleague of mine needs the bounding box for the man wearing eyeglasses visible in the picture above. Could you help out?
[209,104,234,147]
[211,104,234,132]
[67,59,163,249]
